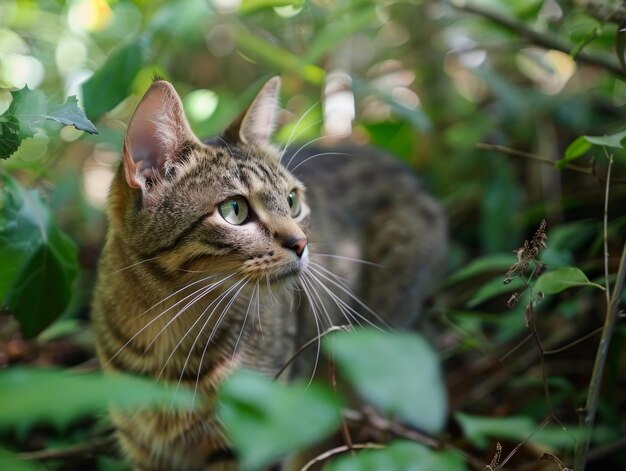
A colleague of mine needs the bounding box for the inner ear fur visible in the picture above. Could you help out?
[123,80,199,192]
[224,77,281,146]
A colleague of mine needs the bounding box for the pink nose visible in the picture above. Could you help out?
[284,236,307,258]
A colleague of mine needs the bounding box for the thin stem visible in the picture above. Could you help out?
[299,443,384,471]
[602,150,613,303]
[574,240,626,470]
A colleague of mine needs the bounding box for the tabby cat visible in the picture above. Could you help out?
[92,77,447,471]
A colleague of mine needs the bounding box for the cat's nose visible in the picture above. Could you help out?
[283,236,308,258]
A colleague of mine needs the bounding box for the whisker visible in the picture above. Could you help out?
[308,265,388,330]
[101,273,238,369]
[279,101,322,163]
[290,151,352,173]
[311,252,381,267]
[285,133,348,170]
[230,281,258,371]
[104,257,159,277]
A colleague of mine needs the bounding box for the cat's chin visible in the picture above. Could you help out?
[269,248,309,283]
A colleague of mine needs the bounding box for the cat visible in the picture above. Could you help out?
[91,76,447,471]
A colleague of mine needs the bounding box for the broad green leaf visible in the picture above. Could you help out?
[0,174,78,338]
[466,276,525,308]
[326,329,447,433]
[445,253,516,287]
[534,266,605,294]
[46,96,98,134]
[218,370,341,470]
[81,34,150,121]
[0,368,197,431]
[455,412,614,450]
[583,130,626,148]
[239,0,304,15]
[0,449,41,471]
[327,441,467,471]
[0,88,97,159]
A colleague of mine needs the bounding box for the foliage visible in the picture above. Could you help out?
[0,0,625,469]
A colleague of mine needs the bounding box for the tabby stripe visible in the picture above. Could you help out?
[142,213,209,258]
[205,447,235,465]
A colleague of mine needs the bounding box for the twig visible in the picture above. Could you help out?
[565,0,626,25]
[602,149,613,302]
[299,443,384,471]
[273,325,351,380]
[19,436,116,461]
[476,143,626,184]
[446,0,626,78]
[543,327,603,355]
[475,143,593,174]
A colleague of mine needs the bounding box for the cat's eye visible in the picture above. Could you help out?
[288,190,301,218]
[219,196,249,225]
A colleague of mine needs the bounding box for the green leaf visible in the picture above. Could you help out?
[81,34,150,121]
[583,130,626,148]
[233,27,325,86]
[0,88,97,159]
[0,449,41,471]
[0,368,197,431]
[466,276,525,308]
[558,135,591,169]
[218,370,341,470]
[0,174,78,338]
[304,6,377,63]
[444,253,516,287]
[616,20,626,73]
[326,441,467,471]
[326,329,447,433]
[570,24,602,58]
[45,96,98,134]
[534,266,605,294]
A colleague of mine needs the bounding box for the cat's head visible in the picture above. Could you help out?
[109,77,310,284]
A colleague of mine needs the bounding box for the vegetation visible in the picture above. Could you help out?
[1,0,625,469]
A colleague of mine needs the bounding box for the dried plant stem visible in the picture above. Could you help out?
[574,240,626,470]
[20,436,116,461]
[299,443,384,471]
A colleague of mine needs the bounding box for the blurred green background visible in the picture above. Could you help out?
[1,0,626,470]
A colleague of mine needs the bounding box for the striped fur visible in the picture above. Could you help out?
[92,78,447,470]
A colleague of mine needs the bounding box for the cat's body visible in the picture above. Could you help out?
[92,78,446,471]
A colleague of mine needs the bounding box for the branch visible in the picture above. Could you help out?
[446,0,625,78]
[19,436,116,461]
[476,143,626,184]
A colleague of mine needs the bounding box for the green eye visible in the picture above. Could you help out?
[219,196,249,225]
[288,190,301,218]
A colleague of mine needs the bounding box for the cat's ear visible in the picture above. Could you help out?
[224,76,281,146]
[123,80,197,191]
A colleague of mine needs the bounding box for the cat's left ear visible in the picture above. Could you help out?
[224,77,281,146]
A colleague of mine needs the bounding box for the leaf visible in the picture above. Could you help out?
[0,88,97,159]
[466,276,525,308]
[444,253,517,287]
[0,368,197,431]
[455,412,614,450]
[46,96,98,134]
[534,266,605,294]
[0,174,78,338]
[81,34,150,121]
[557,135,591,169]
[326,441,467,471]
[217,370,341,470]
[0,449,41,471]
[583,129,626,148]
[233,27,325,86]
[325,329,447,433]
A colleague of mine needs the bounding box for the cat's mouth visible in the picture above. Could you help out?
[269,246,310,282]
